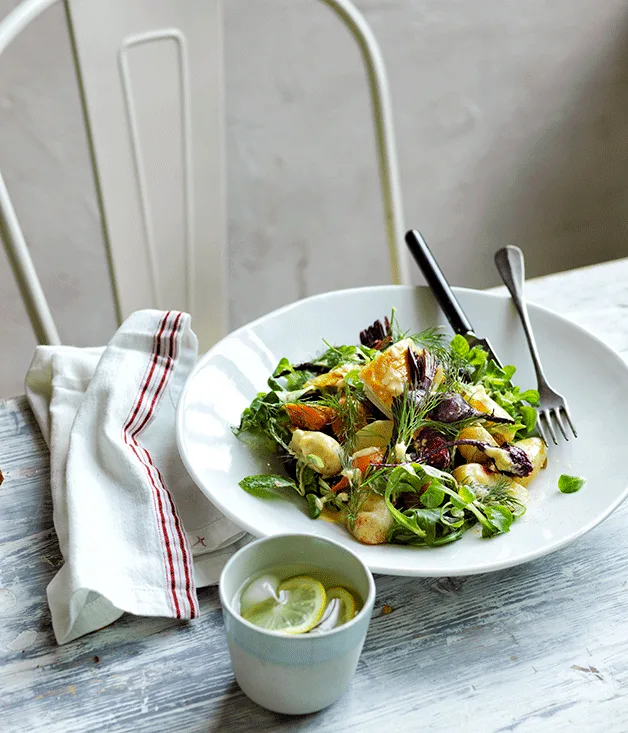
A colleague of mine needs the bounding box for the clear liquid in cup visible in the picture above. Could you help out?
[234,563,363,635]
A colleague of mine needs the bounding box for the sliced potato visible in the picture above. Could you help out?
[353,420,394,451]
[349,494,394,545]
[452,463,530,505]
[512,437,548,487]
[487,425,518,446]
[432,364,446,391]
[464,384,517,444]
[507,481,530,506]
[452,462,499,487]
[457,426,498,463]
[288,429,343,477]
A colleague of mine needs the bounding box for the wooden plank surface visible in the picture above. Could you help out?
[2,259,628,732]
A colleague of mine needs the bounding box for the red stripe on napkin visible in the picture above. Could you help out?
[122,311,196,619]
[161,318,197,616]
[135,313,197,618]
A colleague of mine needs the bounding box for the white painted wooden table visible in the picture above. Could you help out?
[2,258,628,733]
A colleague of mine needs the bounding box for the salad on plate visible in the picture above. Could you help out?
[234,312,548,548]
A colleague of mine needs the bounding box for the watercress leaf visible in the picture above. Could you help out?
[484,505,514,534]
[481,524,497,539]
[306,493,322,519]
[468,347,488,368]
[298,463,320,496]
[482,362,515,393]
[239,475,298,500]
[233,389,294,451]
[314,342,369,370]
[420,480,445,509]
[411,462,459,491]
[450,334,470,357]
[458,485,476,504]
[414,507,440,544]
[261,389,278,403]
[272,357,293,377]
[305,454,325,471]
[430,525,468,545]
[268,358,314,391]
[384,482,427,538]
[558,474,586,494]
[449,495,467,510]
[268,359,291,390]
[388,464,422,494]
[500,364,517,381]
[343,369,364,389]
[519,405,538,436]
[233,392,266,430]
[519,389,540,405]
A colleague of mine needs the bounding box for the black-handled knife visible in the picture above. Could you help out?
[404,229,503,368]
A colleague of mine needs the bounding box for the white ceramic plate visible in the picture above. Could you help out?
[176,286,628,576]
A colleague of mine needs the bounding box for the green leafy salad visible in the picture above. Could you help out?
[233,312,549,547]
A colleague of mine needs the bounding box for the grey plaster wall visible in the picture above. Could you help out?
[1,0,627,396]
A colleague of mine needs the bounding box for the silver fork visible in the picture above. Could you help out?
[494,245,577,445]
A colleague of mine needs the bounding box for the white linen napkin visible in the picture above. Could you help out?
[25,310,247,644]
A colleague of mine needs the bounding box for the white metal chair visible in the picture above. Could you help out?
[0,0,408,353]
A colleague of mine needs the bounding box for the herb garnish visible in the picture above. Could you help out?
[558,474,586,494]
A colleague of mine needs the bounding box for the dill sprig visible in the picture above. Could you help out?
[408,326,448,355]
[478,476,526,512]
[318,340,374,367]
[404,329,468,396]
[389,307,405,342]
[391,387,443,448]
[393,317,449,360]
[317,385,373,521]
[317,386,364,454]
[417,414,489,440]
[345,485,370,528]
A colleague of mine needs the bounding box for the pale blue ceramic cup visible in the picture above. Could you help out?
[219,534,376,715]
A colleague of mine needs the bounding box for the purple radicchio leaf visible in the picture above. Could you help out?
[360,317,392,350]
[407,348,436,392]
[429,392,515,425]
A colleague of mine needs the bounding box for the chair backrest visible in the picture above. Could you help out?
[0,0,407,352]
[67,0,226,353]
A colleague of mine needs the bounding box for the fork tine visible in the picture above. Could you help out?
[553,409,569,441]
[562,406,578,438]
[541,410,558,445]
[535,413,548,444]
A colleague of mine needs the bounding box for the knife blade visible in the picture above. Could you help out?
[404,229,503,368]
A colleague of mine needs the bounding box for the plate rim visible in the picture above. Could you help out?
[176,284,628,576]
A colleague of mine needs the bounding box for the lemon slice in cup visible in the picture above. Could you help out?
[239,574,280,615]
[325,587,357,625]
[243,576,326,634]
